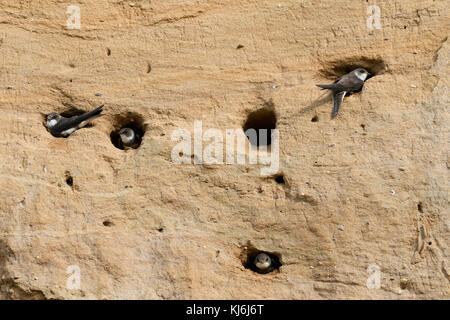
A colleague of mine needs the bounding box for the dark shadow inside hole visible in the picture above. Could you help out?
[157,227,164,233]
[417,202,423,213]
[59,107,87,118]
[318,56,387,79]
[243,105,277,146]
[110,112,147,150]
[103,220,114,227]
[311,115,319,122]
[106,48,111,56]
[65,172,73,187]
[242,247,282,274]
[274,174,285,184]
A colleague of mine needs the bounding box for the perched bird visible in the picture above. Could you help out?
[119,127,140,149]
[254,253,273,273]
[46,105,104,137]
[316,68,371,118]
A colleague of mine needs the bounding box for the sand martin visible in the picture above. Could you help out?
[46,104,104,137]
[119,127,140,149]
[316,68,371,118]
[254,253,273,273]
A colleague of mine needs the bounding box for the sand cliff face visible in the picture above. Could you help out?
[0,0,448,299]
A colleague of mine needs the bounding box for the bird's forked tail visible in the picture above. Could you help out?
[316,84,335,90]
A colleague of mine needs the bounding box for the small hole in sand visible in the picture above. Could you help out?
[103,220,114,227]
[65,172,73,187]
[417,202,424,213]
[274,174,285,184]
[311,115,319,122]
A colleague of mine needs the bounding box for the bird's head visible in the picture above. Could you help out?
[353,68,371,81]
[119,128,135,142]
[254,253,272,271]
[46,112,61,127]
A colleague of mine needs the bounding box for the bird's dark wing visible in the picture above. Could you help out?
[333,74,364,92]
[50,105,103,134]
[331,91,346,118]
[71,105,103,124]
[49,117,77,135]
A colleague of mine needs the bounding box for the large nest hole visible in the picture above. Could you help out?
[110,112,147,150]
[318,56,387,80]
[241,245,282,275]
[243,104,277,147]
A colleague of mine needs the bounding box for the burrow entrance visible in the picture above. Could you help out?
[241,244,282,274]
[318,56,387,81]
[110,112,147,150]
[243,104,277,147]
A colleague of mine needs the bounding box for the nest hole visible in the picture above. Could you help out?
[241,245,282,274]
[110,112,147,150]
[65,171,73,186]
[274,174,285,184]
[318,56,387,79]
[417,202,424,213]
[103,220,114,227]
[243,105,277,146]
[311,115,319,122]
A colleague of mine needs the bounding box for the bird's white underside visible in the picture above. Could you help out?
[255,260,271,270]
[120,132,135,144]
[61,127,76,136]
[47,119,57,127]
[356,72,368,81]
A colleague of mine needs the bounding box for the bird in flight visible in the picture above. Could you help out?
[316,68,371,118]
